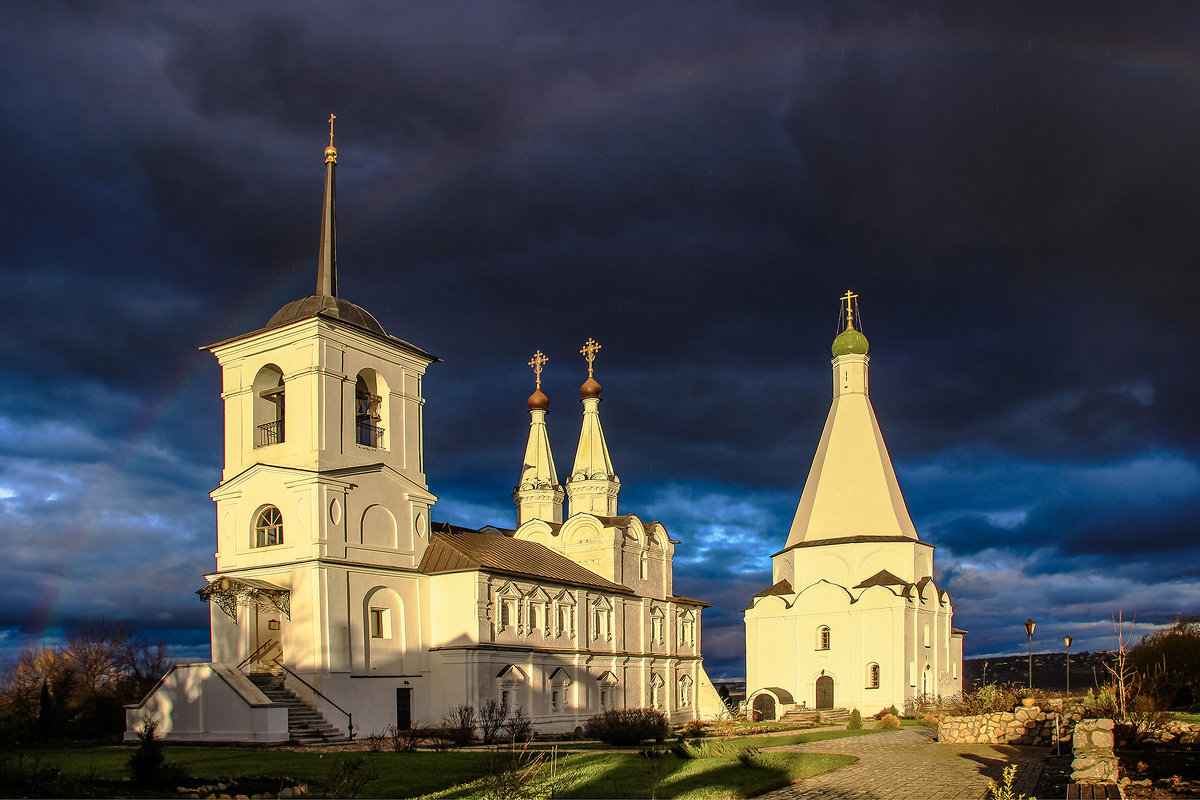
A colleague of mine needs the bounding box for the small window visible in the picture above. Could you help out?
[639,550,649,580]
[650,674,664,709]
[500,689,510,707]
[816,625,831,651]
[254,506,283,547]
[500,599,515,630]
[923,622,931,648]
[867,663,880,689]
[650,608,664,645]
[599,688,608,709]
[370,608,390,639]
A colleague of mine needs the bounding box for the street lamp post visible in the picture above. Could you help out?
[1063,635,1073,696]
[1024,619,1037,690]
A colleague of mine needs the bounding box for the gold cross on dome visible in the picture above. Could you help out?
[528,350,548,389]
[328,114,337,147]
[841,289,858,329]
[580,338,602,377]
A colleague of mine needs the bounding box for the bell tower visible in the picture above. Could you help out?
[203,120,439,674]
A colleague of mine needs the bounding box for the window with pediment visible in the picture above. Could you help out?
[591,598,613,641]
[554,592,576,639]
[650,606,665,646]
[649,673,664,709]
[678,610,696,647]
[678,674,693,707]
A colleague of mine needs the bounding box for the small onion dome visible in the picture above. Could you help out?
[580,376,602,398]
[325,145,338,162]
[527,388,549,411]
[832,327,869,356]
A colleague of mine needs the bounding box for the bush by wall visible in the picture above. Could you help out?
[584,708,670,746]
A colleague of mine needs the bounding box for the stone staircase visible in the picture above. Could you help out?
[780,706,852,726]
[246,672,348,745]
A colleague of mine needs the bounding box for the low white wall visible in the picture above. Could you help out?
[124,663,289,744]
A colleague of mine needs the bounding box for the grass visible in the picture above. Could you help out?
[423,749,855,799]
[6,726,893,798]
[1175,712,1200,724]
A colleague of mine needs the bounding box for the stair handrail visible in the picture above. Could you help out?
[238,638,280,670]
[272,657,354,740]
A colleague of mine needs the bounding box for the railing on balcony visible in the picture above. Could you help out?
[256,419,283,447]
[356,421,385,448]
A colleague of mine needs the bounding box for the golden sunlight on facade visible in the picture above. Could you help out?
[124,125,723,743]
[744,292,964,720]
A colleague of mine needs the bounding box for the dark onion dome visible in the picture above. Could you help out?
[267,294,386,337]
[831,326,869,356]
[528,388,549,411]
[580,376,602,398]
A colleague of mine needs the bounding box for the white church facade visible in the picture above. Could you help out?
[744,294,964,719]
[125,128,723,743]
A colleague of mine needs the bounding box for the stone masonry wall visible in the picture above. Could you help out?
[938,705,1079,746]
[1071,719,1119,784]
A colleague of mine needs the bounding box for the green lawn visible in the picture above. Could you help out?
[423,749,854,799]
[1175,712,1200,724]
[5,727,886,798]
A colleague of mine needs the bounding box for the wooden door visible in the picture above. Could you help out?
[816,676,834,709]
[396,687,412,730]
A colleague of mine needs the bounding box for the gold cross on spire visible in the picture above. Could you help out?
[528,350,548,389]
[580,338,602,378]
[841,289,858,330]
[325,114,338,163]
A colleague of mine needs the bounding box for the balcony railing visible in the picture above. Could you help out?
[356,421,385,448]
[256,420,283,447]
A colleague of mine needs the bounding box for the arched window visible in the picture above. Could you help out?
[254,506,283,547]
[355,371,385,448]
[639,550,649,580]
[816,625,831,651]
[253,365,285,447]
[867,663,880,689]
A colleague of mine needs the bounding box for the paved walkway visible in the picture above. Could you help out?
[757,726,1046,800]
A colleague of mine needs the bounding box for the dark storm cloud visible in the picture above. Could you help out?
[0,1,1195,669]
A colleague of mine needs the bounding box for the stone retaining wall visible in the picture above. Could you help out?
[1072,718,1119,784]
[938,705,1081,745]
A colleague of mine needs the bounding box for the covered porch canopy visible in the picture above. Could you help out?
[197,576,290,621]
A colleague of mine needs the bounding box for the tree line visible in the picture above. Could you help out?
[0,620,173,743]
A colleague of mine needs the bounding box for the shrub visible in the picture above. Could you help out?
[872,705,900,720]
[479,698,510,745]
[878,713,901,729]
[922,714,939,727]
[479,743,552,800]
[128,718,186,787]
[847,709,862,730]
[364,730,387,752]
[387,722,426,752]
[505,706,534,743]
[442,704,477,746]
[584,708,671,746]
[681,718,707,738]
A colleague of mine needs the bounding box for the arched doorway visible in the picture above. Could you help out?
[816,675,834,709]
[752,693,776,721]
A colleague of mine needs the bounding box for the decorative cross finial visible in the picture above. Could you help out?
[528,350,548,389]
[841,289,858,330]
[328,114,337,147]
[580,338,602,378]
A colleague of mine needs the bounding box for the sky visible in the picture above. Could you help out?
[0,2,1196,680]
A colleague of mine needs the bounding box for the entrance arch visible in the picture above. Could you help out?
[816,675,834,709]
[752,693,775,721]
[748,687,793,721]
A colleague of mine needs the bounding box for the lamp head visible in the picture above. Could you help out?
[1024,618,1037,637]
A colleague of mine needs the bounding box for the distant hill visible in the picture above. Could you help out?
[965,651,1114,693]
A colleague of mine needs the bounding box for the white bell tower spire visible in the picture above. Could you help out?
[514,350,564,524]
[566,338,620,517]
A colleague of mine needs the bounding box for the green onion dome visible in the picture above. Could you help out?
[832,327,869,356]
